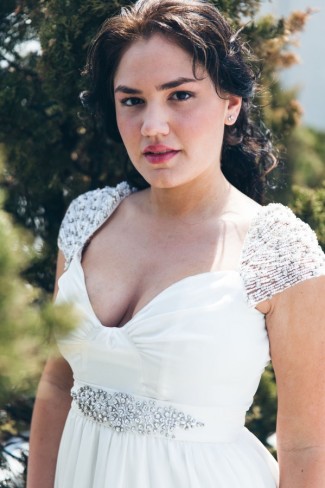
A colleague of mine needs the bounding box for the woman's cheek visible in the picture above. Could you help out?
[118,113,139,140]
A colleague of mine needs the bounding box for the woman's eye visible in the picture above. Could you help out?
[170,91,193,101]
[120,97,143,106]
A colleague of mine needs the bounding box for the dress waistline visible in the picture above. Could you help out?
[71,381,245,443]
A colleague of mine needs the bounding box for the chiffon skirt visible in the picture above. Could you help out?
[55,407,278,488]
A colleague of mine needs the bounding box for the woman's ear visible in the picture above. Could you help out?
[224,95,242,125]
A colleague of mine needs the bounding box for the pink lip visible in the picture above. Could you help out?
[143,145,180,165]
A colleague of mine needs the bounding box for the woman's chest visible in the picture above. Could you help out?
[80,207,250,328]
[81,227,245,328]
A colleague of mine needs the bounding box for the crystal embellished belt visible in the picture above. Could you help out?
[71,384,205,439]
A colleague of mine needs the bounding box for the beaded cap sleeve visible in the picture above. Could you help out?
[58,182,132,270]
[240,203,325,307]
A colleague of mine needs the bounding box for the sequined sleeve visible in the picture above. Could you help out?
[240,203,325,307]
[58,182,132,269]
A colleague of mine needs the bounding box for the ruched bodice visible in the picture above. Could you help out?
[58,257,269,414]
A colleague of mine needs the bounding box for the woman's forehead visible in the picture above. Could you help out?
[114,34,205,87]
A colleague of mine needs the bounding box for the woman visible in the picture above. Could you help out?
[27,1,325,487]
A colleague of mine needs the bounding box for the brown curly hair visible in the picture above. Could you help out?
[81,0,277,202]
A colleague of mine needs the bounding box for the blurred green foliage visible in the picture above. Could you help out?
[0,190,75,389]
[0,194,76,485]
[291,183,325,251]
[287,127,325,190]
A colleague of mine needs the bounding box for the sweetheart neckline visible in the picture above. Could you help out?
[58,190,281,331]
[71,256,249,331]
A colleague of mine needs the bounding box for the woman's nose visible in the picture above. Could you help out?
[141,104,170,137]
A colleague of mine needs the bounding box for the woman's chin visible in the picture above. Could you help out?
[139,172,184,190]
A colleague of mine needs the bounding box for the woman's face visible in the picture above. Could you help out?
[114,34,241,189]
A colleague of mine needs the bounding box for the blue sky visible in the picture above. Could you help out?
[260,0,325,130]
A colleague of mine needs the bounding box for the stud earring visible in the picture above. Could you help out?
[227,115,234,122]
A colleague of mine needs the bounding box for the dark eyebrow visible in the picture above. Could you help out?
[114,77,197,94]
[114,86,142,95]
[158,77,197,90]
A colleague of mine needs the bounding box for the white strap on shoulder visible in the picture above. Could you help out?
[58,182,132,269]
[240,203,325,307]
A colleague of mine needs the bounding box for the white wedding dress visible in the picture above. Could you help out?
[54,182,325,488]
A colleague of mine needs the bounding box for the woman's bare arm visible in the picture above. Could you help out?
[27,251,73,488]
[266,276,325,488]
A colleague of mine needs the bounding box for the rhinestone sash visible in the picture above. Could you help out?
[71,384,204,439]
[71,383,246,442]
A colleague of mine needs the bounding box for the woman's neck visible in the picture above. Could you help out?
[145,171,232,223]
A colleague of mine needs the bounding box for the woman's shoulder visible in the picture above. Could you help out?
[58,182,133,268]
[246,202,321,245]
[64,181,132,215]
[241,202,325,307]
